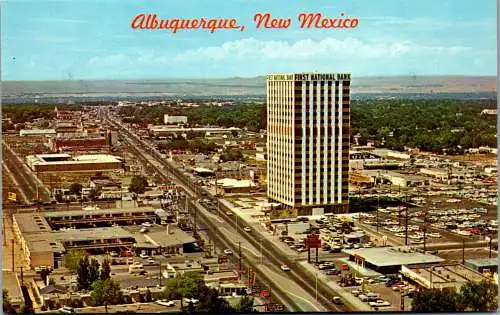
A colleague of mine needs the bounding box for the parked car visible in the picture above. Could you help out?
[333,296,344,305]
[58,306,75,314]
[156,299,175,307]
[183,298,199,304]
[142,222,153,227]
[369,300,391,307]
[351,289,361,297]
[139,253,150,259]
[280,264,291,271]
[109,251,119,257]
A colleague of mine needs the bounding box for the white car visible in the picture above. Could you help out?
[109,251,119,257]
[142,222,153,227]
[140,253,150,259]
[58,306,75,314]
[280,264,291,271]
[225,211,233,216]
[369,300,391,307]
[140,227,148,233]
[243,227,252,232]
[183,298,199,304]
[224,249,233,255]
[156,299,175,307]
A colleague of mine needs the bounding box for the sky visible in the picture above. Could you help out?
[1,0,497,80]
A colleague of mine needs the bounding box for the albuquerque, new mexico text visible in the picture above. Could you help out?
[131,12,360,33]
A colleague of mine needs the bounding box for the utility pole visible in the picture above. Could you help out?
[238,241,242,279]
[462,237,465,264]
[404,196,408,246]
[376,195,380,232]
[12,239,15,271]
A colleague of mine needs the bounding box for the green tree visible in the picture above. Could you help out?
[64,249,88,273]
[100,258,111,281]
[459,280,498,311]
[89,258,101,285]
[48,277,56,285]
[411,289,460,312]
[163,272,204,308]
[193,286,233,313]
[3,289,16,314]
[68,183,83,196]
[90,279,123,314]
[129,176,148,194]
[76,255,91,291]
[235,295,255,312]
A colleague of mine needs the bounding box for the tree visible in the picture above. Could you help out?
[3,289,16,314]
[163,272,204,308]
[48,277,56,285]
[64,249,88,273]
[76,255,91,291]
[411,289,460,312]
[235,295,255,312]
[100,258,111,281]
[91,279,123,314]
[145,289,152,302]
[68,183,83,196]
[129,176,148,194]
[459,280,498,311]
[194,286,233,313]
[89,258,101,285]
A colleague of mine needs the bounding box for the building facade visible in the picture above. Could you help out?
[266,73,351,216]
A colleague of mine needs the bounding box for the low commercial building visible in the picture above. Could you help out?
[363,170,429,187]
[401,263,492,291]
[19,129,56,137]
[50,137,108,152]
[162,261,204,279]
[212,178,257,194]
[149,125,241,137]
[465,258,498,274]
[164,115,188,125]
[344,246,445,274]
[26,153,123,173]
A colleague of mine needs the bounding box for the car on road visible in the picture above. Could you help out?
[224,249,233,255]
[324,269,340,275]
[280,264,291,271]
[333,296,344,305]
[140,227,148,233]
[156,299,175,307]
[243,227,252,232]
[369,300,391,307]
[225,211,233,216]
[142,222,153,227]
[58,306,75,314]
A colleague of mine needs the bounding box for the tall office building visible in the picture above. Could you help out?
[266,73,351,216]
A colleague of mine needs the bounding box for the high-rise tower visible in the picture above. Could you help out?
[266,73,350,216]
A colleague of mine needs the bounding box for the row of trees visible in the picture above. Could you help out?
[411,280,498,312]
[118,103,266,132]
[156,139,219,155]
[351,99,497,153]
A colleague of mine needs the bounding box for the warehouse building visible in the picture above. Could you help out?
[26,153,123,173]
[19,129,56,137]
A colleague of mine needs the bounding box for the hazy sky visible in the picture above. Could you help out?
[1,0,497,80]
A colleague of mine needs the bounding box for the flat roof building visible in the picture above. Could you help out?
[26,153,123,172]
[19,129,56,137]
[164,115,188,125]
[266,73,351,216]
[344,246,445,274]
[401,263,492,291]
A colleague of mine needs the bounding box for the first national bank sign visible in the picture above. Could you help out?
[267,73,351,81]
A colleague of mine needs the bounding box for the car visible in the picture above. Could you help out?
[324,269,339,275]
[183,298,199,304]
[369,300,391,307]
[280,264,291,271]
[139,253,150,259]
[243,227,252,232]
[58,306,75,314]
[156,299,175,307]
[351,289,361,297]
[146,258,156,265]
[224,249,233,255]
[333,296,344,305]
[142,222,153,227]
[109,251,119,257]
[140,227,148,233]
[358,294,369,302]
[226,211,233,216]
[162,252,171,258]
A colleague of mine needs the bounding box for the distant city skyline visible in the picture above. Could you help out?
[1,0,497,80]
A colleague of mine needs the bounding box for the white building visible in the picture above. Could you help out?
[266,73,351,216]
[164,115,188,125]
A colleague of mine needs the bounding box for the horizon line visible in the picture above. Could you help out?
[2,74,498,83]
